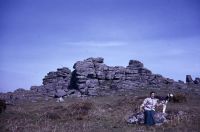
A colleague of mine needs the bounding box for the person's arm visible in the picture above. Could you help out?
[156,99,162,107]
[140,98,147,111]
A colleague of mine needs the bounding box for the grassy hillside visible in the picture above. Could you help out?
[1,88,200,132]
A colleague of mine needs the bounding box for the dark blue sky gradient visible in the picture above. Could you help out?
[0,0,200,92]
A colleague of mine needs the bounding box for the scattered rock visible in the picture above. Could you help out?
[54,89,67,98]
[127,112,144,124]
[127,112,167,125]
[127,111,189,126]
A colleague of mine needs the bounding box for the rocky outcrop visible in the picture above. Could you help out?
[73,58,149,95]
[72,57,102,95]
[1,57,199,102]
[72,57,190,96]
[43,67,71,90]
[30,67,75,97]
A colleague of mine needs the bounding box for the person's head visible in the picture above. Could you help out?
[150,91,155,99]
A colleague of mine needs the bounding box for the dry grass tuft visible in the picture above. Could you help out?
[65,101,93,120]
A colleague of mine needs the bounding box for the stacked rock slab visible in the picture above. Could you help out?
[111,60,174,90]
[30,66,86,98]
[72,57,181,96]
[186,75,194,84]
[42,67,72,95]
[110,60,145,90]
[73,57,103,95]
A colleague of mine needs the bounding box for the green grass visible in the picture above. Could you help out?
[0,88,200,132]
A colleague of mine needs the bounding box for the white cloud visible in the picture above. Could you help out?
[63,41,128,48]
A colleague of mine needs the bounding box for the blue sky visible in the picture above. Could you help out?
[0,0,200,92]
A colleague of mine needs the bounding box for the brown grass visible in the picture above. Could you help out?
[0,88,200,132]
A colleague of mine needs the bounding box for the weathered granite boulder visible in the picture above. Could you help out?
[54,89,67,97]
[40,67,72,96]
[186,75,194,84]
[43,67,71,89]
[127,112,144,124]
[127,111,189,126]
[31,66,82,97]
[72,57,190,95]
[154,112,168,124]
[128,60,144,69]
[73,57,103,95]
[194,77,200,84]
[73,58,154,95]
[127,112,167,125]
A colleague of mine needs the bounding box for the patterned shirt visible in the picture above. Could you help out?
[140,97,158,111]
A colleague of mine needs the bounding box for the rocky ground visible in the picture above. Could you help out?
[0,88,200,132]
